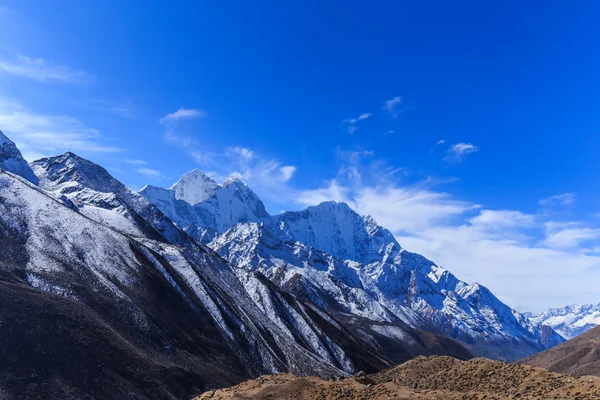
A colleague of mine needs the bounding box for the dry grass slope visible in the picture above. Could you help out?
[197,356,600,399]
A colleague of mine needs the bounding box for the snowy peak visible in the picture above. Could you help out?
[273,201,401,264]
[223,175,244,187]
[0,130,38,183]
[170,169,221,205]
[30,152,125,194]
[525,303,600,339]
[139,170,269,239]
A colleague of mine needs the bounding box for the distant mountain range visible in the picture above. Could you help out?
[525,303,600,340]
[0,129,571,398]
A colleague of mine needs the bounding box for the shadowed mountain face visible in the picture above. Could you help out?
[0,131,474,399]
[523,324,600,377]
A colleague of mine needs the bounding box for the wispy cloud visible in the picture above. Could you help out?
[444,142,479,163]
[296,180,350,206]
[0,54,91,84]
[226,146,254,161]
[543,221,600,249]
[160,107,204,124]
[436,139,446,145]
[81,98,136,118]
[469,210,536,230]
[342,112,373,134]
[137,168,163,178]
[125,159,147,165]
[383,96,402,118]
[539,192,576,207]
[0,97,124,161]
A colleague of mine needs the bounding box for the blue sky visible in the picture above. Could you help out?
[1,1,600,311]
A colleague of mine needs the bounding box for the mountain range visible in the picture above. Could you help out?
[0,129,570,398]
[141,168,564,360]
[525,303,600,340]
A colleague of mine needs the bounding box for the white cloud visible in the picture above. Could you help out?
[543,221,600,249]
[444,142,479,163]
[383,96,402,117]
[296,180,350,206]
[436,139,446,145]
[137,168,163,178]
[539,192,576,207]
[125,159,147,165]
[280,165,296,182]
[469,210,536,230]
[0,97,124,161]
[160,107,204,124]
[0,54,91,84]
[226,146,254,161]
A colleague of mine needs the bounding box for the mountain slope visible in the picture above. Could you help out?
[523,324,600,377]
[525,304,600,340]
[0,169,361,398]
[0,130,37,183]
[211,218,560,361]
[30,152,192,246]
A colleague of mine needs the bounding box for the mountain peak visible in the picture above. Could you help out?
[30,152,124,194]
[170,169,220,205]
[223,175,246,187]
[0,130,38,183]
[0,130,9,144]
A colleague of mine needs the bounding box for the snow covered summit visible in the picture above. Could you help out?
[171,169,221,205]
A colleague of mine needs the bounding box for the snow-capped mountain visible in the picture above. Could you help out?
[140,169,565,361]
[211,215,563,361]
[0,131,472,398]
[0,130,38,183]
[525,304,600,340]
[141,171,268,242]
[171,168,221,204]
[30,152,192,246]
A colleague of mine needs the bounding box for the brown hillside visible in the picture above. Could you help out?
[196,355,600,399]
[523,324,600,377]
